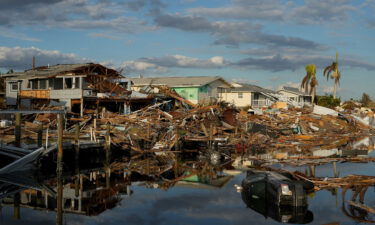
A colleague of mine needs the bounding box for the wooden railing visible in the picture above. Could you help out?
[19,90,50,99]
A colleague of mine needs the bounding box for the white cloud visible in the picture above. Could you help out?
[0,46,87,70]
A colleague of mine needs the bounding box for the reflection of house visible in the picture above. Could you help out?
[4,63,151,114]
[0,76,5,107]
[219,83,276,108]
[130,76,232,104]
[176,173,233,189]
[278,87,312,106]
[1,172,132,217]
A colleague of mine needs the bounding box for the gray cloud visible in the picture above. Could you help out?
[154,13,322,49]
[188,0,286,21]
[232,54,375,72]
[0,0,63,10]
[122,52,375,75]
[125,0,166,15]
[188,0,357,25]
[290,0,356,25]
[0,46,87,70]
[0,0,151,33]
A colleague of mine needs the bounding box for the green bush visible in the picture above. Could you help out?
[317,95,341,108]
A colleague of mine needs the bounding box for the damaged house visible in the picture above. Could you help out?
[219,83,277,108]
[277,86,312,106]
[130,76,232,105]
[4,63,151,114]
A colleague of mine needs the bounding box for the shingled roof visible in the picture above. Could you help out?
[281,86,309,96]
[230,83,275,93]
[130,76,232,88]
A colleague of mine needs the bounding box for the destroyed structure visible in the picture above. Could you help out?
[1,63,375,224]
[3,63,152,114]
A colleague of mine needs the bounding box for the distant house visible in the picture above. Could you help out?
[130,76,232,104]
[278,86,312,106]
[4,63,150,114]
[219,83,276,108]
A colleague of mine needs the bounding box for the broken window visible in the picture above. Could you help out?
[82,78,89,89]
[53,78,63,90]
[39,79,47,89]
[10,82,18,92]
[65,78,72,89]
[31,79,38,90]
[74,77,80,89]
[48,78,54,89]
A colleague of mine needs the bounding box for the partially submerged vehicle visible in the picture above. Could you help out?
[241,170,313,207]
[241,170,314,223]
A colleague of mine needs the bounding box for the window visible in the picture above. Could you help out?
[48,78,54,88]
[82,78,89,89]
[39,79,47,89]
[238,92,243,98]
[74,77,80,89]
[10,82,18,92]
[53,78,63,90]
[65,78,72,89]
[31,79,38,90]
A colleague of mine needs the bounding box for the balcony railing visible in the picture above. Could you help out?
[251,99,272,107]
[19,90,50,99]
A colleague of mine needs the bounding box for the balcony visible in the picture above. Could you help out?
[251,99,273,108]
[19,90,50,99]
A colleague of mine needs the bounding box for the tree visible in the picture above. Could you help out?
[324,52,341,99]
[317,95,340,108]
[361,93,372,107]
[301,64,318,104]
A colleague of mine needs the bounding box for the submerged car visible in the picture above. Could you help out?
[241,170,314,224]
[241,170,314,207]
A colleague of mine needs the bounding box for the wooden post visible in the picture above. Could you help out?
[75,123,80,157]
[37,123,43,148]
[80,98,84,118]
[309,165,316,177]
[56,113,64,225]
[15,112,21,147]
[45,127,49,148]
[105,124,111,188]
[333,161,338,178]
[75,123,80,197]
[13,192,20,219]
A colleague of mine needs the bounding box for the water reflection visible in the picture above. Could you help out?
[0,137,373,224]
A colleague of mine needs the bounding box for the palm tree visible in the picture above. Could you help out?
[301,64,318,104]
[323,52,341,99]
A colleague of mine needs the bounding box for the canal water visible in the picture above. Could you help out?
[0,141,374,224]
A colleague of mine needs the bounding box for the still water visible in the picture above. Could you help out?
[0,137,374,225]
[0,162,373,224]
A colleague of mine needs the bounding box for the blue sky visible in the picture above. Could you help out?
[1,0,375,100]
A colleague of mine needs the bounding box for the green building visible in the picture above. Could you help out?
[130,76,232,104]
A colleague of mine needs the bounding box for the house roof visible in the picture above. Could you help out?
[280,86,309,96]
[130,76,232,88]
[5,63,120,80]
[230,83,276,94]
